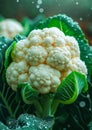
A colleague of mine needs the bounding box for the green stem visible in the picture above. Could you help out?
[40,94,53,118]
[33,100,43,117]
[51,99,60,115]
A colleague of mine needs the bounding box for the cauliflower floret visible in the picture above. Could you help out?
[47,47,71,70]
[11,39,30,62]
[6,27,87,94]
[25,46,47,65]
[6,61,29,91]
[29,64,61,93]
[0,19,23,38]
[65,36,80,57]
[68,57,87,76]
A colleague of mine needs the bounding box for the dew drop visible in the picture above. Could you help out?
[89,108,91,111]
[32,1,35,4]
[76,1,79,5]
[37,0,42,5]
[36,5,40,8]
[79,17,83,21]
[86,55,88,58]
[79,101,86,108]
[16,0,19,2]
[87,94,90,98]
[90,7,92,10]
[39,8,44,13]
[67,124,71,128]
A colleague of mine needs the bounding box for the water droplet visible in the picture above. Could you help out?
[67,124,71,128]
[90,7,92,10]
[87,94,90,98]
[16,0,19,2]
[44,126,48,129]
[79,17,83,21]
[37,0,42,5]
[86,55,88,58]
[89,108,91,111]
[39,8,44,13]
[36,5,40,8]
[32,1,35,4]
[76,2,79,5]
[79,101,86,107]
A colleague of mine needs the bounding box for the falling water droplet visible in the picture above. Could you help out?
[36,5,40,8]
[37,0,42,5]
[76,1,79,5]
[39,8,44,13]
[16,0,19,2]
[90,7,92,10]
[32,1,35,4]
[79,17,83,21]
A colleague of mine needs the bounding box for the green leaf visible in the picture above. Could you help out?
[88,121,92,130]
[0,36,12,73]
[36,14,92,80]
[0,53,3,73]
[36,14,85,40]
[21,17,34,36]
[4,34,25,69]
[13,34,26,42]
[55,71,88,104]
[18,83,38,104]
[0,85,20,119]
[4,41,16,69]
[21,15,45,36]
[0,36,12,58]
[0,15,4,22]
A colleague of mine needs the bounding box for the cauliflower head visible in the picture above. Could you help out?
[0,19,23,38]
[6,27,87,94]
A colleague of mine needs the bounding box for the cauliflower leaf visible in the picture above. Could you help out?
[55,71,88,104]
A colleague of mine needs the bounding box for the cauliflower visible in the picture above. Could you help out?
[0,19,23,38]
[6,27,87,93]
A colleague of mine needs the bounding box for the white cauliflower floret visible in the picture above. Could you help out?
[29,64,61,93]
[6,27,87,94]
[11,39,30,62]
[25,46,47,65]
[65,36,80,57]
[68,57,87,76]
[47,47,71,70]
[6,61,29,91]
[0,19,23,38]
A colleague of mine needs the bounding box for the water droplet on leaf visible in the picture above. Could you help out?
[79,101,86,107]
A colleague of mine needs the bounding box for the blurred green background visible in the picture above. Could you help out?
[0,0,92,44]
[0,0,92,21]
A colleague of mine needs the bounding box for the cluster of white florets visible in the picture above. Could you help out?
[6,27,87,93]
[0,19,23,38]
